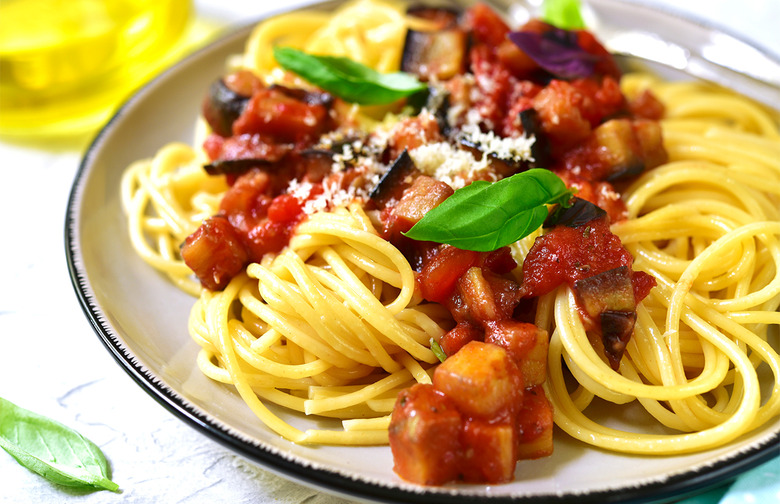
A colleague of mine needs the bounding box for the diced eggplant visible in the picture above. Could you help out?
[389,383,463,485]
[390,174,454,230]
[269,84,334,108]
[297,148,342,183]
[595,119,646,181]
[573,265,636,320]
[233,86,333,143]
[204,158,274,176]
[518,108,552,168]
[573,266,637,369]
[459,418,518,483]
[181,215,248,291]
[563,118,667,182]
[401,26,468,81]
[601,310,637,370]
[432,341,523,418]
[457,267,500,322]
[202,77,252,137]
[515,385,554,460]
[369,149,419,206]
[484,320,548,385]
[543,196,605,229]
[407,5,461,29]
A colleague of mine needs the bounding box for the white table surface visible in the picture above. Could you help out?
[1,1,778,503]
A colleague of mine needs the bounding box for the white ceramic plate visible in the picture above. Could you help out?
[65,1,780,502]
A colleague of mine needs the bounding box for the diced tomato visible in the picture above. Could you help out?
[418,245,479,303]
[469,44,515,130]
[389,384,462,485]
[438,321,481,356]
[202,133,225,161]
[480,246,517,274]
[244,217,296,260]
[266,193,303,223]
[519,215,636,298]
[569,77,626,127]
[632,270,656,304]
[519,214,655,368]
[181,216,248,291]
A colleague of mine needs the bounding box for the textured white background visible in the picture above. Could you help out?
[0,1,777,503]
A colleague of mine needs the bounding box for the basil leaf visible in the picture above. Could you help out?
[542,0,586,29]
[403,169,574,252]
[508,28,599,80]
[0,397,119,492]
[273,46,427,105]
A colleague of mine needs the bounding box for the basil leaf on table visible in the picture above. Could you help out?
[403,169,574,252]
[542,0,586,29]
[273,46,427,105]
[0,397,120,492]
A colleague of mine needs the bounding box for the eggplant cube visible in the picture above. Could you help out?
[389,384,462,485]
[573,265,636,321]
[460,418,518,483]
[402,28,468,81]
[433,341,523,418]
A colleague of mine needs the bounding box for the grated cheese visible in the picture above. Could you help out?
[285,88,535,211]
[410,124,535,188]
[290,132,390,215]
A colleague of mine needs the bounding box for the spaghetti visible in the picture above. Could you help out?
[544,76,780,454]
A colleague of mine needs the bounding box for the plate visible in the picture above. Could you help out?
[65,0,780,502]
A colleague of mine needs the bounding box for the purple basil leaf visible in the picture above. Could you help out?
[508,28,599,79]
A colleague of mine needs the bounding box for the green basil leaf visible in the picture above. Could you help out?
[0,397,119,492]
[430,338,447,362]
[542,0,587,29]
[403,169,574,252]
[273,46,427,105]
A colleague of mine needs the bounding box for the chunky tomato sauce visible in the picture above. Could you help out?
[182,1,666,486]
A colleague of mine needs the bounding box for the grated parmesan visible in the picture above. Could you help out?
[410,124,535,188]
[284,84,535,211]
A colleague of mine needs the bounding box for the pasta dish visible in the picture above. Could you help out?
[120,0,780,485]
